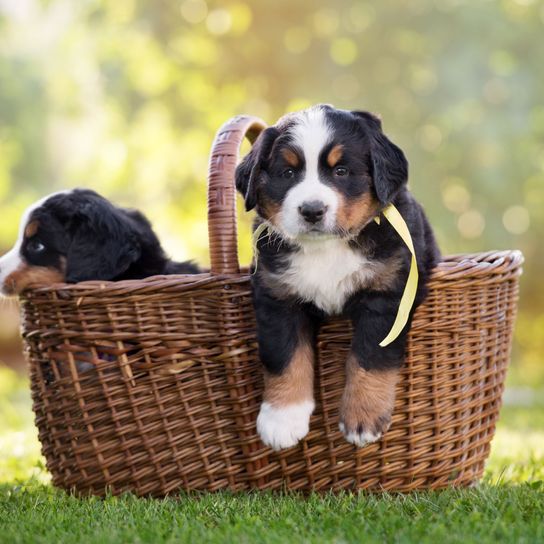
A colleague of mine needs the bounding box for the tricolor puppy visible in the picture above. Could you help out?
[236,105,440,450]
[0,189,199,295]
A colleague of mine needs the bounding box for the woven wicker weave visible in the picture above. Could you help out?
[21,115,523,496]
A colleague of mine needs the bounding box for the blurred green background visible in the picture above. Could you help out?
[0,0,543,391]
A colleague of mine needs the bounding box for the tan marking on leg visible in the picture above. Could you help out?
[281,148,300,168]
[25,220,39,238]
[263,341,314,407]
[336,192,380,233]
[327,144,344,167]
[4,264,66,294]
[340,354,399,436]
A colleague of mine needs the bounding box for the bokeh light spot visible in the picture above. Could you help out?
[503,205,530,234]
[206,9,232,35]
[442,180,471,213]
[229,4,252,34]
[330,38,358,66]
[313,8,339,37]
[457,209,485,239]
[180,0,208,24]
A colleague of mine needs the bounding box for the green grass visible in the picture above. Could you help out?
[1,483,543,544]
[0,367,543,544]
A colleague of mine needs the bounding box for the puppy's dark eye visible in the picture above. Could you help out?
[334,166,349,177]
[27,239,46,254]
[282,168,295,179]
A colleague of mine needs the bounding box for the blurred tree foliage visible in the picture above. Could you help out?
[0,0,543,384]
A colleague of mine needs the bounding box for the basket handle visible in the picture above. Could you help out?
[207,115,268,274]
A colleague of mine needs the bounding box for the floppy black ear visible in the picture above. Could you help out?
[61,192,142,282]
[235,127,279,211]
[352,110,408,204]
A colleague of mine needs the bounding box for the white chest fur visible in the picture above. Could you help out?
[275,238,375,314]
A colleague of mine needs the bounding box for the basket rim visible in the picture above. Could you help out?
[19,249,523,298]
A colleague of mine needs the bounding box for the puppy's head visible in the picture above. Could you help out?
[0,189,143,295]
[235,104,408,240]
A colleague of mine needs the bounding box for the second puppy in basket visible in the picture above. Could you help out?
[0,188,199,295]
[235,105,440,450]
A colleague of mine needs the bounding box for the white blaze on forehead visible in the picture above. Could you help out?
[280,107,339,237]
[0,190,70,293]
[291,106,332,183]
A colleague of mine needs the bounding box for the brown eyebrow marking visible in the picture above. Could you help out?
[25,220,39,238]
[327,144,344,167]
[281,148,300,168]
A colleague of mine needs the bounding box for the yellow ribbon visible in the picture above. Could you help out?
[374,204,418,347]
[251,203,418,347]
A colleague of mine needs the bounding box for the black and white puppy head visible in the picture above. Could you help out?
[0,189,143,295]
[235,104,408,240]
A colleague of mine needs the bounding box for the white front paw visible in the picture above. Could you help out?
[256,401,314,451]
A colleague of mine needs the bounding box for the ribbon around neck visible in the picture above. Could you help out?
[251,203,418,347]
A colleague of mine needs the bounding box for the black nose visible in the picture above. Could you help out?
[298,201,328,224]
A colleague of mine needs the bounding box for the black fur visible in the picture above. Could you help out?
[236,127,280,211]
[24,189,199,283]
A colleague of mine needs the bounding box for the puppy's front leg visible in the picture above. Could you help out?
[340,295,406,447]
[254,293,315,451]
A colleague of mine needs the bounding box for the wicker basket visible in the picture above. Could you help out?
[21,116,523,496]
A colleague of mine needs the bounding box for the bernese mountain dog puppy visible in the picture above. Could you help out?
[235,104,440,451]
[0,188,199,295]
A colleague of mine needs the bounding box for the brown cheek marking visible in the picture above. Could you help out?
[336,192,380,232]
[327,144,344,167]
[4,265,66,294]
[281,148,299,168]
[340,354,399,434]
[25,221,39,238]
[263,341,314,407]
